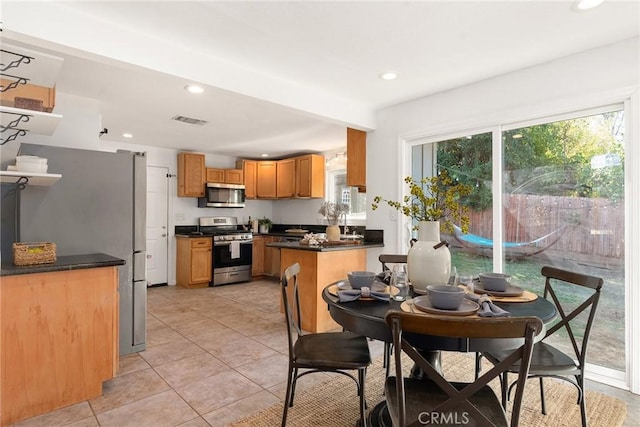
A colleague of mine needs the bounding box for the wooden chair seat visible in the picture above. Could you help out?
[485,341,579,375]
[293,331,371,369]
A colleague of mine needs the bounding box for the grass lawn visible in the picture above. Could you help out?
[451,249,625,371]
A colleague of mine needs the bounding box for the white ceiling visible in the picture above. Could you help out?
[2,1,639,158]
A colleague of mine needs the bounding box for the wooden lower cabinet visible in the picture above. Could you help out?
[280,247,366,332]
[1,267,119,425]
[252,236,281,278]
[252,236,266,276]
[176,236,212,287]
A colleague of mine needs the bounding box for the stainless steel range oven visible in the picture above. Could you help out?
[199,217,252,286]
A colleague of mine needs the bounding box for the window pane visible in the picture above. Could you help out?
[328,170,367,215]
[502,110,625,371]
[413,132,493,276]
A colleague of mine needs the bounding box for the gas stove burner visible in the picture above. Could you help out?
[212,233,252,242]
[198,216,252,241]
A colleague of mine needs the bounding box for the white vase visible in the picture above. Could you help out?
[326,224,341,241]
[407,221,452,293]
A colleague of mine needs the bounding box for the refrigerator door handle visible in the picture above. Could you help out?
[133,251,147,282]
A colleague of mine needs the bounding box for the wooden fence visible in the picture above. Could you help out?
[459,194,624,259]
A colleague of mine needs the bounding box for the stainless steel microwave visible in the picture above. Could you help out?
[198,183,246,208]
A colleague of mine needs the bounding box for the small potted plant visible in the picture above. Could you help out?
[258,217,272,234]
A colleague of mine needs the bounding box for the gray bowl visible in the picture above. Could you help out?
[479,272,511,292]
[347,271,376,289]
[427,285,465,310]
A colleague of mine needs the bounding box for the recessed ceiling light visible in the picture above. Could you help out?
[122,133,133,138]
[261,153,270,158]
[574,0,604,11]
[512,134,523,139]
[379,72,398,80]
[184,85,204,94]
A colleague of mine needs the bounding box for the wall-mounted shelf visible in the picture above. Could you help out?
[0,106,62,145]
[0,171,62,186]
[1,44,64,88]
[1,43,64,144]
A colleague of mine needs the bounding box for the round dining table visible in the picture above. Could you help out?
[321,280,557,427]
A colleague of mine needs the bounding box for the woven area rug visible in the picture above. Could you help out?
[232,352,627,427]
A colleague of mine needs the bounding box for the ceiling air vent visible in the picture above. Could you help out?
[172,115,208,126]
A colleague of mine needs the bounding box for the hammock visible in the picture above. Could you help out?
[452,224,568,259]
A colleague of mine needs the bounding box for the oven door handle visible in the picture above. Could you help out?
[214,241,253,246]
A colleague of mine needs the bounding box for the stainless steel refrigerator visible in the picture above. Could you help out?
[13,143,147,356]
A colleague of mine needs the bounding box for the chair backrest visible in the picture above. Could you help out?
[281,263,302,356]
[385,310,543,427]
[540,265,604,366]
[379,254,407,272]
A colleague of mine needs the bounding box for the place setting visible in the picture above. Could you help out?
[471,272,539,302]
[328,271,398,302]
[402,271,525,317]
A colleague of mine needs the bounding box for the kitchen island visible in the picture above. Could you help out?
[267,240,384,332]
[0,253,124,425]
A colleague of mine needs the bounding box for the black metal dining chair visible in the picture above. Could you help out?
[378,254,408,381]
[385,309,542,427]
[280,262,371,427]
[480,266,604,427]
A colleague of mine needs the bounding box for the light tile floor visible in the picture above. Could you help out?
[10,280,640,426]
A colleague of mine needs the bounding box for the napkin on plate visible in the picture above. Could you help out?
[464,293,510,317]
[338,286,390,302]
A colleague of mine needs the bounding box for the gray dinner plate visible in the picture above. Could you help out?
[474,281,525,297]
[413,295,479,316]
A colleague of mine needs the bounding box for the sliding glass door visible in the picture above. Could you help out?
[409,105,627,379]
[502,108,625,373]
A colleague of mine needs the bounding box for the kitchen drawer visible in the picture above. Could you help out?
[190,238,212,248]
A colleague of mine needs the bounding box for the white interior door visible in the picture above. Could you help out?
[146,166,169,285]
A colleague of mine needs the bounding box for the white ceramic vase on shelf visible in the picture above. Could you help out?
[407,221,451,293]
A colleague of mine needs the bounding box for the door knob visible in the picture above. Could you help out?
[162,233,167,237]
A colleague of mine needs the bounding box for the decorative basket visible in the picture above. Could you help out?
[13,242,57,266]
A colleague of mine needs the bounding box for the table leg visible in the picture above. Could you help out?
[410,350,442,379]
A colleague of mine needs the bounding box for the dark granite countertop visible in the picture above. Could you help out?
[1,253,126,277]
[266,241,384,252]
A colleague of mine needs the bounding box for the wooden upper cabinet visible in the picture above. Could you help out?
[236,154,324,199]
[256,161,277,199]
[224,169,244,185]
[207,167,243,184]
[347,128,366,191]
[237,159,257,199]
[277,158,296,198]
[178,152,205,197]
[206,168,225,183]
[296,154,325,198]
